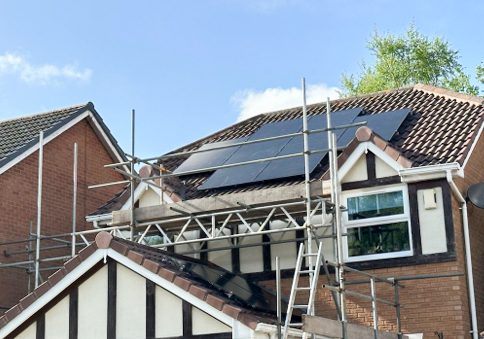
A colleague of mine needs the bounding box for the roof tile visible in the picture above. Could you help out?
[127,250,144,265]
[206,294,226,310]
[173,276,192,291]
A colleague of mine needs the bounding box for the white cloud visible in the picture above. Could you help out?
[0,53,92,85]
[232,83,341,121]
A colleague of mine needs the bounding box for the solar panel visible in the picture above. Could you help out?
[173,137,246,174]
[226,118,301,164]
[199,119,302,190]
[255,108,362,182]
[198,162,268,189]
[195,107,410,190]
[337,108,411,147]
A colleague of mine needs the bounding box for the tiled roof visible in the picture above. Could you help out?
[0,102,126,170]
[0,232,279,332]
[162,84,483,197]
[90,84,483,213]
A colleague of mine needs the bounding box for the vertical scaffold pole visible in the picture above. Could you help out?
[276,256,282,339]
[28,221,33,292]
[35,131,44,288]
[326,99,346,336]
[71,143,78,257]
[130,109,136,241]
[301,78,314,296]
[370,278,378,338]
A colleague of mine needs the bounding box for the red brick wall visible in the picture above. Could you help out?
[262,259,470,338]
[456,131,484,334]
[0,119,124,309]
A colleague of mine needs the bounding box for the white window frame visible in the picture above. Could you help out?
[342,184,413,262]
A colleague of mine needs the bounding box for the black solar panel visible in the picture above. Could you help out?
[191,107,410,190]
[253,108,362,182]
[337,108,411,147]
[199,119,301,189]
[198,162,268,189]
[173,137,246,174]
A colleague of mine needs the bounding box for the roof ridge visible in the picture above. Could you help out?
[413,83,484,106]
[0,102,91,124]
[258,85,415,118]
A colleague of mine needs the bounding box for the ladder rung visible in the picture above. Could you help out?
[293,305,308,309]
[296,287,311,291]
[302,253,318,257]
[290,322,303,327]
[299,270,314,274]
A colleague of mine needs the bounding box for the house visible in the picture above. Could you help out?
[7,84,482,338]
[0,103,126,311]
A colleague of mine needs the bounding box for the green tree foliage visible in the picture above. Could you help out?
[342,27,479,96]
[477,63,484,85]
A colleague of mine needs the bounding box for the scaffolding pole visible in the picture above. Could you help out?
[35,131,44,288]
[326,98,347,336]
[301,78,314,300]
[130,109,136,241]
[71,143,78,257]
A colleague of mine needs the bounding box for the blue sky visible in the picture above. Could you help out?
[0,0,482,159]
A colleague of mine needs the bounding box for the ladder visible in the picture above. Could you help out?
[283,242,325,339]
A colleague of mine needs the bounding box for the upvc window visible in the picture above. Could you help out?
[343,185,412,262]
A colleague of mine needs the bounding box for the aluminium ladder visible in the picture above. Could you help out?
[283,241,325,339]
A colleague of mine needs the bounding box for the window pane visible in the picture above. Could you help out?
[348,191,404,220]
[347,222,410,257]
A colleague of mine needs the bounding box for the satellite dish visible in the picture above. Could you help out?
[467,182,484,209]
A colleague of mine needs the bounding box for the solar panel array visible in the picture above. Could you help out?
[173,108,411,190]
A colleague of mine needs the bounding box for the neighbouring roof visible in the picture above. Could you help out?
[0,102,126,170]
[91,84,484,215]
[0,232,279,333]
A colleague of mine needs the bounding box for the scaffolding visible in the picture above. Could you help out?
[0,78,466,338]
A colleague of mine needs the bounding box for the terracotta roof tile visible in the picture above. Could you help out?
[158,267,177,282]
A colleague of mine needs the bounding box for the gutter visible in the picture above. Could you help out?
[399,162,463,183]
[446,171,478,339]
[85,213,112,228]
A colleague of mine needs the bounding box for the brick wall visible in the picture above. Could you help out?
[456,132,484,334]
[261,259,471,338]
[0,119,124,309]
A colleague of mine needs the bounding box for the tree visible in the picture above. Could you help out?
[477,63,484,85]
[342,27,479,96]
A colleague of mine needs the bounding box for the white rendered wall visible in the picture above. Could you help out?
[417,187,447,254]
[239,230,263,273]
[208,228,232,271]
[270,221,297,270]
[192,307,231,335]
[116,264,146,339]
[14,321,36,339]
[139,188,161,208]
[45,295,69,338]
[375,156,398,178]
[208,239,233,271]
[155,286,183,337]
[174,230,200,259]
[78,265,107,339]
[341,154,367,183]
